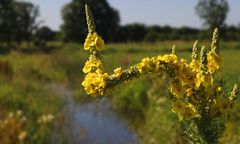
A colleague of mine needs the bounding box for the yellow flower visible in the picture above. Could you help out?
[195,73,213,89]
[137,54,178,74]
[202,74,213,88]
[84,33,105,51]
[137,57,151,73]
[195,73,203,89]
[94,34,105,51]
[157,54,178,63]
[175,59,195,86]
[84,33,95,50]
[207,51,220,74]
[113,67,122,78]
[171,100,186,113]
[189,59,200,72]
[82,58,103,74]
[170,83,185,98]
[186,88,193,96]
[172,101,198,121]
[182,104,198,120]
[82,69,108,96]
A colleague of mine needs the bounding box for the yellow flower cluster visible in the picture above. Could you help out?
[170,82,185,98]
[82,57,103,74]
[84,32,105,51]
[82,69,109,96]
[157,53,178,63]
[173,58,196,86]
[207,51,220,74]
[137,54,177,74]
[189,59,200,72]
[82,26,108,96]
[172,100,198,121]
[81,30,236,121]
[195,72,213,89]
[137,57,154,74]
[113,67,123,78]
[0,111,27,143]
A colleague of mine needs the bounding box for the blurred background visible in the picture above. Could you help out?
[0,0,239,143]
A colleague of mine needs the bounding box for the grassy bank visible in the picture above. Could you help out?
[0,43,88,143]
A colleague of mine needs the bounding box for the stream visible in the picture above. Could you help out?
[50,84,137,144]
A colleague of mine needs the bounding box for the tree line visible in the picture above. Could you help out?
[0,0,239,46]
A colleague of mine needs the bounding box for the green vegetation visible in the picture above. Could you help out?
[0,43,87,143]
[0,40,239,143]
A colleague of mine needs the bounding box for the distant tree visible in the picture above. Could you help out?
[196,0,229,30]
[144,30,159,42]
[61,0,120,43]
[119,24,147,42]
[0,0,39,45]
[61,0,85,42]
[34,26,56,41]
[223,25,240,41]
[13,1,39,44]
[177,27,200,40]
[148,25,162,33]
[0,0,15,44]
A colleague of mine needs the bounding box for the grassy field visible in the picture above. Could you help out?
[0,40,239,143]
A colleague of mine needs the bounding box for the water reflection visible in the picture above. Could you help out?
[71,99,136,144]
[58,90,136,143]
[50,83,136,144]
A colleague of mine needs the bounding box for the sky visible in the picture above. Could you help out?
[19,0,240,31]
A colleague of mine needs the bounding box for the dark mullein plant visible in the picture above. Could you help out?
[82,5,239,144]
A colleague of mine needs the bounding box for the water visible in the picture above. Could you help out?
[50,84,136,144]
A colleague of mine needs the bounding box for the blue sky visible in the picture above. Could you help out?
[19,0,240,30]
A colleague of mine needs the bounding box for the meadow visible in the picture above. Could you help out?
[0,40,239,143]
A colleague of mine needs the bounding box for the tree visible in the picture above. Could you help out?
[119,24,147,42]
[144,30,159,42]
[14,1,39,44]
[0,0,39,45]
[196,0,229,29]
[0,0,15,44]
[34,26,56,41]
[61,0,120,43]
